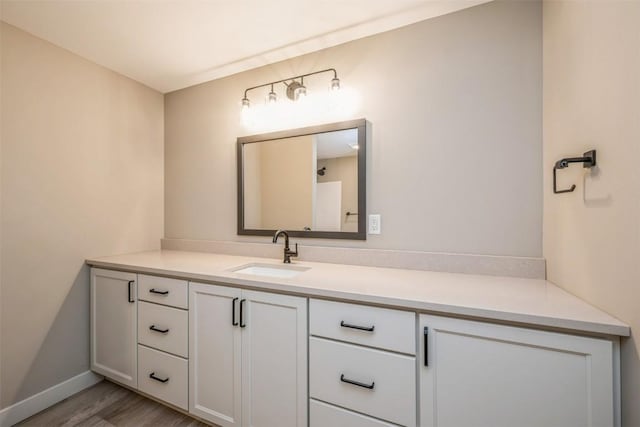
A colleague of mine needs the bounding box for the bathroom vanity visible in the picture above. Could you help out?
[87,250,628,427]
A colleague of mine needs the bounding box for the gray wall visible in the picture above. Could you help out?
[542,1,640,426]
[165,0,543,257]
[0,22,164,408]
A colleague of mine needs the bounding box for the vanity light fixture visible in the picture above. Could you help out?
[285,80,306,101]
[240,68,340,111]
[297,85,307,100]
[266,84,277,104]
[241,97,250,110]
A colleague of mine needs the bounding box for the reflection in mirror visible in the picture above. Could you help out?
[238,119,366,240]
[315,129,358,232]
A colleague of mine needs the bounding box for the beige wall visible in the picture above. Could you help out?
[243,143,263,229]
[0,24,3,406]
[0,22,164,408]
[542,2,640,426]
[165,0,542,257]
[258,135,314,230]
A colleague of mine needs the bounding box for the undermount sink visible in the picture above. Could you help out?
[231,263,310,279]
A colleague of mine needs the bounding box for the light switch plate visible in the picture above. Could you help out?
[368,214,381,234]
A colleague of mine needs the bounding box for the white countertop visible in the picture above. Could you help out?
[86,250,629,337]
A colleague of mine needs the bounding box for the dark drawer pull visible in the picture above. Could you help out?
[424,326,429,367]
[232,297,239,326]
[149,325,169,334]
[149,288,169,295]
[127,280,135,303]
[340,374,375,390]
[240,299,247,328]
[340,321,375,332]
[149,372,169,383]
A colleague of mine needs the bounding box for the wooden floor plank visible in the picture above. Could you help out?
[15,381,210,427]
[74,415,116,427]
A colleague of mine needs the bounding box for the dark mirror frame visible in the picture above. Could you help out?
[237,118,367,240]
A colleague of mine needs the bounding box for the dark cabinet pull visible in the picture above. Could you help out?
[424,326,429,367]
[149,325,169,334]
[340,374,375,390]
[340,321,375,332]
[149,372,169,383]
[232,297,239,326]
[239,299,247,328]
[149,288,169,295]
[127,280,135,303]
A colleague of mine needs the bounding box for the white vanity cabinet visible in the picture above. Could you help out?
[89,260,623,427]
[91,269,190,410]
[309,299,417,427]
[189,282,308,427]
[136,274,190,411]
[90,268,138,388]
[419,314,618,427]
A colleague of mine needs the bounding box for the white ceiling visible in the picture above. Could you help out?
[316,129,358,159]
[0,0,491,93]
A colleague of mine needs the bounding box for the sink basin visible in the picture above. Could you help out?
[231,263,310,279]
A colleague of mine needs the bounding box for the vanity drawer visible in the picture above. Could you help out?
[310,399,396,427]
[138,301,188,358]
[309,337,416,426]
[310,299,415,354]
[138,274,188,309]
[138,345,188,410]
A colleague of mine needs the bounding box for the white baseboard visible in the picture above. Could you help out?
[0,370,103,427]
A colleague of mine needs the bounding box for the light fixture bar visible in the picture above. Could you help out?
[242,68,339,100]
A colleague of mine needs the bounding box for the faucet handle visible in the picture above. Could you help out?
[287,243,298,256]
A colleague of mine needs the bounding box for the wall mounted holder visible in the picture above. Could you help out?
[553,150,597,194]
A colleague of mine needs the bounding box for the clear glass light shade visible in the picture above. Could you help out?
[267,91,278,104]
[295,86,307,100]
[330,77,340,91]
[241,99,252,125]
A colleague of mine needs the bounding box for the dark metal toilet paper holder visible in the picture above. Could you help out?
[553,150,597,194]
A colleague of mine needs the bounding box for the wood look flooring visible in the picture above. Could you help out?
[16,381,210,427]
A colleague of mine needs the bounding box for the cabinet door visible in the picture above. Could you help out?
[90,268,137,388]
[190,283,242,427]
[419,314,615,427]
[241,290,307,427]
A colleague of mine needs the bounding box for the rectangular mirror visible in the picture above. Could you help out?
[237,119,366,240]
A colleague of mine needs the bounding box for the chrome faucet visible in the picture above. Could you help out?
[273,230,298,264]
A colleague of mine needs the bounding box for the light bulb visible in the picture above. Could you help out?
[267,90,277,104]
[241,97,250,111]
[241,108,252,125]
[330,77,340,91]
[295,85,307,100]
[241,98,252,125]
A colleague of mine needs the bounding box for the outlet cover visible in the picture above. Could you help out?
[368,214,381,234]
